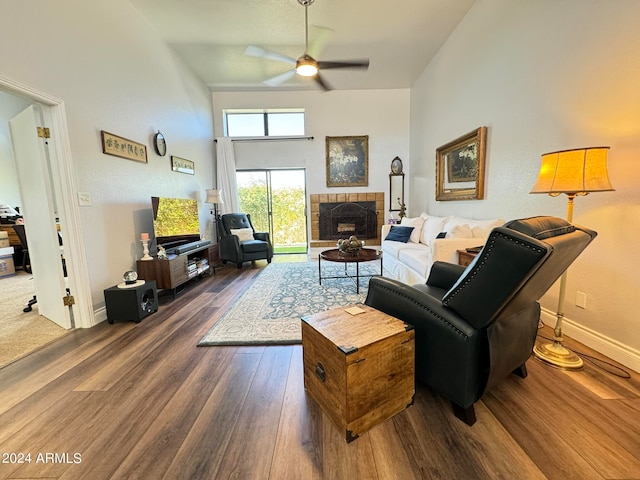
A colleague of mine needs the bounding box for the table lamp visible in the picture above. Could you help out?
[530,146,614,369]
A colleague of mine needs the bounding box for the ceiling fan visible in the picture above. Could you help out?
[244,0,369,91]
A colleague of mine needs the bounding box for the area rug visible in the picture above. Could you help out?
[198,261,379,346]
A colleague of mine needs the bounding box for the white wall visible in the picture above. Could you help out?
[410,0,640,369]
[0,0,215,311]
[212,89,410,229]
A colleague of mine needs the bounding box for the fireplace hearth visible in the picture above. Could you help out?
[318,201,377,240]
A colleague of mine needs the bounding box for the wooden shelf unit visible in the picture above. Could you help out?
[136,244,211,297]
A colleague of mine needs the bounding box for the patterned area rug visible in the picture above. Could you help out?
[198,261,380,346]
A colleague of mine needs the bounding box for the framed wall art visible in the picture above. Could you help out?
[325,135,369,187]
[101,131,147,163]
[171,156,195,175]
[435,126,487,201]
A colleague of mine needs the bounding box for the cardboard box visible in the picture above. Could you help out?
[0,231,9,248]
[301,305,415,442]
[0,254,16,278]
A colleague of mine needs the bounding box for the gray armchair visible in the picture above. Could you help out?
[218,213,273,268]
[364,216,597,425]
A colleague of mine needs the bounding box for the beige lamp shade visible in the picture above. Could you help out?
[205,189,224,204]
[530,147,614,195]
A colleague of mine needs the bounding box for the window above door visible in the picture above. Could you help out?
[224,109,305,138]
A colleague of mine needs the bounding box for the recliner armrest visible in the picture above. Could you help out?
[427,261,466,290]
[253,232,270,242]
[219,234,242,260]
[364,276,476,337]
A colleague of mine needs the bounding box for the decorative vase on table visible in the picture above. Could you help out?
[337,236,364,256]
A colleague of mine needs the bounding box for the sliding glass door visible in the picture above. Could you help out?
[236,169,307,254]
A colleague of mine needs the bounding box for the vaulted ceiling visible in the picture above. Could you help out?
[129,0,475,91]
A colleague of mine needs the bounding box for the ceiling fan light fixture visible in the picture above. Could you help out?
[296,55,318,77]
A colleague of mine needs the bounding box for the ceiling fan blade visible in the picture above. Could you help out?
[317,59,370,70]
[263,69,296,87]
[244,45,296,65]
[313,72,333,92]
[307,25,333,59]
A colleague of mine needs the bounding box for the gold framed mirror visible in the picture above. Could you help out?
[389,173,404,211]
[436,126,487,201]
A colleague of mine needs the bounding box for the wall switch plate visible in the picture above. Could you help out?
[575,291,587,309]
[77,192,92,206]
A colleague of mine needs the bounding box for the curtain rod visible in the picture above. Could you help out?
[214,136,314,143]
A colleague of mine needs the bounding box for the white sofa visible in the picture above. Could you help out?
[381,213,504,285]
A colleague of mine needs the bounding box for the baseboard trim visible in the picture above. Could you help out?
[540,307,640,374]
[92,306,108,325]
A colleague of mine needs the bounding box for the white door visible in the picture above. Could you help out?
[9,105,71,329]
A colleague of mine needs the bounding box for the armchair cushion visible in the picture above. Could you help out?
[241,239,270,254]
[230,227,254,243]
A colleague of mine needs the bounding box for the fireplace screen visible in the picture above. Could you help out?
[318,202,377,240]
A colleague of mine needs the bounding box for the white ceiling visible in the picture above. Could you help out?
[129,0,475,92]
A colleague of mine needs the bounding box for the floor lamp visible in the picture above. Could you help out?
[529,146,614,369]
[205,189,224,242]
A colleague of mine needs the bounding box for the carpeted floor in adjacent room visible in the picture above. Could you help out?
[0,271,68,367]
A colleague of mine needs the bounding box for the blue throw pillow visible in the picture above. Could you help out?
[385,225,414,243]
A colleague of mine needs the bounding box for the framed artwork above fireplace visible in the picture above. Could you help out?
[325,135,369,187]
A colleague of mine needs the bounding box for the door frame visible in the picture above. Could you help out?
[236,168,308,254]
[1,74,94,328]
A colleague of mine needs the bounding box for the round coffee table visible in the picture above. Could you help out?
[318,248,383,293]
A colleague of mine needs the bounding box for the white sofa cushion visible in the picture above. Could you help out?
[398,247,433,280]
[382,239,426,260]
[443,216,504,238]
[449,224,473,238]
[472,223,501,239]
[419,214,448,245]
[400,216,425,243]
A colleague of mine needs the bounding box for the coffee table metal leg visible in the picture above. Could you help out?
[318,256,322,285]
[356,260,360,294]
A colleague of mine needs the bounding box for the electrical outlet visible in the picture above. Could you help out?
[575,291,587,309]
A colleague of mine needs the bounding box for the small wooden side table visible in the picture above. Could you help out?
[301,305,414,442]
[457,249,479,267]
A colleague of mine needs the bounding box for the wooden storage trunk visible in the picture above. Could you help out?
[301,305,415,442]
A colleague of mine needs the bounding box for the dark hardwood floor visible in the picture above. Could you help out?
[0,260,639,480]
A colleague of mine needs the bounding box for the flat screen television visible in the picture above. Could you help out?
[151,196,201,252]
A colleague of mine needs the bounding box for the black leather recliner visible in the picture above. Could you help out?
[364,216,597,425]
[218,213,273,268]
